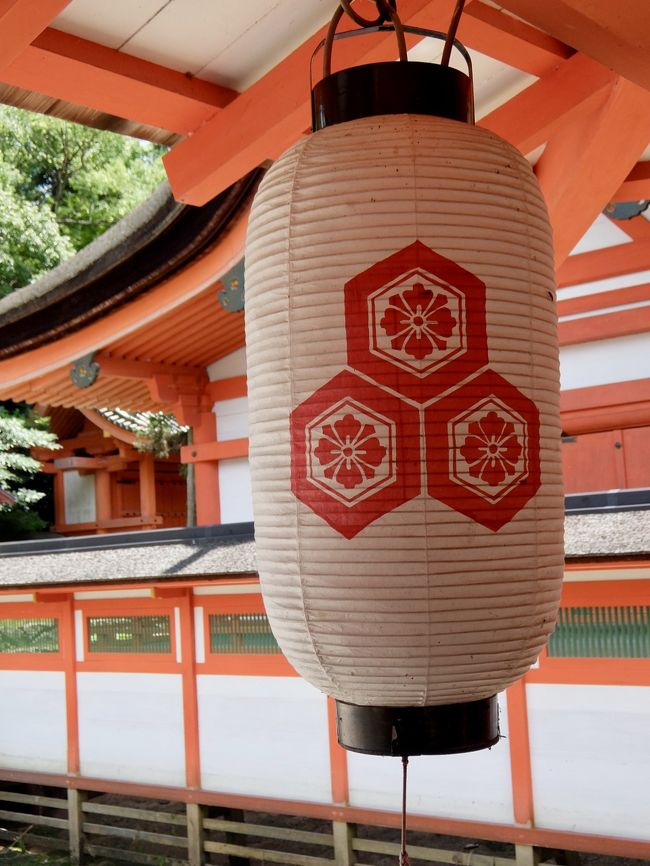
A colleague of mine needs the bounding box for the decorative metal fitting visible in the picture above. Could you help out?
[217,259,245,312]
[604,200,650,221]
[70,352,100,388]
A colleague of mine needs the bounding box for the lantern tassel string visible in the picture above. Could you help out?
[399,756,410,866]
[441,0,466,66]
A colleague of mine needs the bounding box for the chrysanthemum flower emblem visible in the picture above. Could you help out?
[380,282,457,361]
[314,413,387,490]
[459,410,523,486]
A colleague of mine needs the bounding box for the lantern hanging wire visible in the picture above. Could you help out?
[334,0,467,67]
[400,756,410,866]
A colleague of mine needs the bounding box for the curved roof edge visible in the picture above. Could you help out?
[0,169,262,360]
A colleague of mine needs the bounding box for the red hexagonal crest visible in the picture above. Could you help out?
[345,240,487,403]
[290,370,421,539]
[425,370,541,531]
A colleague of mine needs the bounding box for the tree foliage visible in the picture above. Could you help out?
[0,105,166,296]
[0,404,60,539]
[134,413,188,460]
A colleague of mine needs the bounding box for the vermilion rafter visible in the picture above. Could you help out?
[0,0,71,73]
[2,27,237,135]
[535,77,650,266]
[480,52,616,154]
[557,239,650,288]
[461,1,571,78]
[493,0,650,93]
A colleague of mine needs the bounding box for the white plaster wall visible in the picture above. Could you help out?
[207,347,247,381]
[560,333,650,391]
[347,693,513,823]
[197,676,331,801]
[215,397,249,440]
[0,670,67,774]
[63,470,96,524]
[215,396,253,523]
[77,672,185,786]
[218,458,253,523]
[528,684,650,840]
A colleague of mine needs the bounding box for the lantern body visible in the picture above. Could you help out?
[245,114,563,710]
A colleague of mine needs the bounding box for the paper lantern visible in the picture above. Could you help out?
[244,6,563,756]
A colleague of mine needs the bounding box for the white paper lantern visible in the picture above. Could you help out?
[245,34,563,755]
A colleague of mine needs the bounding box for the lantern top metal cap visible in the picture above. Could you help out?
[311,0,474,132]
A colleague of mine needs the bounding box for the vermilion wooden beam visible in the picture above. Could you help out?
[557,238,650,287]
[612,162,650,202]
[0,0,70,73]
[535,76,650,266]
[479,52,616,155]
[493,0,650,93]
[163,0,461,205]
[2,27,237,135]
[462,0,571,78]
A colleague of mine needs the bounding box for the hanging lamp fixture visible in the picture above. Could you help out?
[245,0,563,764]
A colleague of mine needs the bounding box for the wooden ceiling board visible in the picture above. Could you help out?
[53,0,170,50]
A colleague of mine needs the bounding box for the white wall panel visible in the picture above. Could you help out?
[215,397,249,440]
[218,458,254,523]
[63,470,96,524]
[77,672,185,786]
[348,693,512,824]
[560,333,650,390]
[198,676,331,801]
[0,671,67,774]
[207,347,247,381]
[528,684,650,840]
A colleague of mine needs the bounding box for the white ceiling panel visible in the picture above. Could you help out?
[53,0,170,50]
[570,213,634,257]
[196,0,333,90]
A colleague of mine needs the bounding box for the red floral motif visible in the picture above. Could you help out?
[314,413,387,490]
[459,410,522,486]
[380,282,457,360]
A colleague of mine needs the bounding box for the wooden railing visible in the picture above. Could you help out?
[0,784,578,866]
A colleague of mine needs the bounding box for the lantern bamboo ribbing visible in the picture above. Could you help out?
[245,39,563,755]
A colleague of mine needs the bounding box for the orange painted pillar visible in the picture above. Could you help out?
[53,472,66,526]
[95,469,111,532]
[190,412,220,526]
[506,678,535,826]
[138,452,157,518]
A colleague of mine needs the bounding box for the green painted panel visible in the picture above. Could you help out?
[88,615,171,654]
[548,606,650,658]
[0,618,59,653]
[209,613,281,655]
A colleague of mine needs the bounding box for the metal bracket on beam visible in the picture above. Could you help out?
[70,352,100,388]
[217,259,245,312]
[604,200,650,220]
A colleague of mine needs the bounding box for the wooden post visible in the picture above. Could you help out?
[515,844,541,866]
[187,802,205,866]
[53,471,66,526]
[95,469,111,533]
[138,451,157,519]
[68,788,86,865]
[332,820,354,866]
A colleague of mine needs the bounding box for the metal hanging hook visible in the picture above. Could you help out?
[441,0,466,66]
[323,1,407,77]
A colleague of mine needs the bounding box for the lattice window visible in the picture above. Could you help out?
[209,613,281,654]
[0,618,59,653]
[87,615,172,654]
[548,606,650,658]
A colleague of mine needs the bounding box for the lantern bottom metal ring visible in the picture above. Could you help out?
[335,695,499,756]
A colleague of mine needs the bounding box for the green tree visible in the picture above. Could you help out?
[0,105,166,295]
[0,404,60,539]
